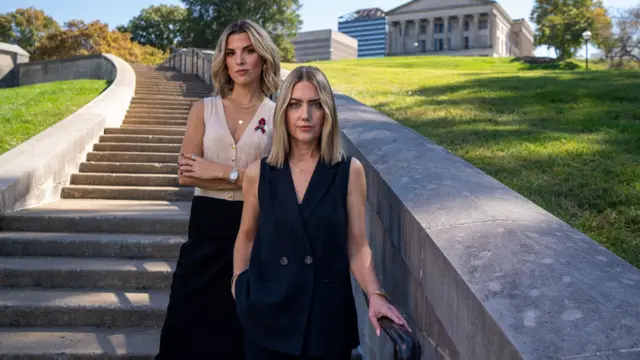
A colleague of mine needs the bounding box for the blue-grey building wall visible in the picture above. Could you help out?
[338,17,387,58]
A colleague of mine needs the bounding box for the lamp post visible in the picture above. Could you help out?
[582,30,591,70]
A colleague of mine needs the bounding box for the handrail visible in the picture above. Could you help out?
[161,47,214,88]
[362,290,421,360]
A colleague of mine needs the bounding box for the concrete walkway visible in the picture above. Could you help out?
[0,64,207,359]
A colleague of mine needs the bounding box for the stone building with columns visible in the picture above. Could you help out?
[386,0,534,57]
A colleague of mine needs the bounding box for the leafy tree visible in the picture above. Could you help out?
[181,0,302,62]
[530,0,612,59]
[117,4,186,52]
[33,20,166,65]
[0,7,60,53]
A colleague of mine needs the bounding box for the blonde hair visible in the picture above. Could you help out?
[267,66,345,168]
[211,19,281,98]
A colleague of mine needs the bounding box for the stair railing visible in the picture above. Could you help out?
[362,290,422,360]
[162,48,215,90]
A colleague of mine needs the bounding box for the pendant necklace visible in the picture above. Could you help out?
[292,158,318,177]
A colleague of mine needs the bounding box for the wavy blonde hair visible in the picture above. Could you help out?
[267,66,345,168]
[211,19,281,98]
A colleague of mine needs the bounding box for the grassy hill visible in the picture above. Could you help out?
[0,79,108,155]
[283,56,639,268]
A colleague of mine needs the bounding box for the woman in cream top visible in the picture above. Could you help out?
[155,20,281,360]
[196,94,274,202]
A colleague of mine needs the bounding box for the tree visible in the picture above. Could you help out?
[603,5,640,68]
[117,4,186,52]
[0,7,60,53]
[33,19,166,65]
[181,0,302,62]
[530,0,612,59]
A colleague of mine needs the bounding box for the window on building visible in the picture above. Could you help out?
[464,36,469,49]
[420,24,426,34]
[448,22,452,33]
[464,21,470,32]
[440,23,444,33]
[479,19,488,30]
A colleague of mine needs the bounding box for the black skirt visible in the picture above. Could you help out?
[156,195,244,360]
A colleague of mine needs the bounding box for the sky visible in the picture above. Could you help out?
[2,0,637,57]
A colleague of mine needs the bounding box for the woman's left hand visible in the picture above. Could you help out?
[368,293,411,336]
[178,153,219,179]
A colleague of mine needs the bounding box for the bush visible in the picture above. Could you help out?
[33,20,166,65]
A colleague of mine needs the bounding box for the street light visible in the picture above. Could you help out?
[582,30,591,70]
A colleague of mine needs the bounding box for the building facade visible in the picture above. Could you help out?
[338,8,387,58]
[386,0,534,57]
[290,30,358,63]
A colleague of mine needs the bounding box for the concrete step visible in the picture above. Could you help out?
[130,98,197,106]
[0,327,161,359]
[62,185,193,201]
[122,125,186,130]
[0,232,184,259]
[104,127,184,136]
[99,134,183,144]
[93,143,181,153]
[132,94,204,101]
[86,151,178,163]
[0,256,175,289]
[0,199,190,234]
[0,288,168,327]
[134,91,210,97]
[71,173,179,187]
[79,162,178,174]
[128,103,192,111]
[122,120,187,127]
[123,114,188,121]
[135,83,210,91]
[127,109,190,116]
[135,85,210,92]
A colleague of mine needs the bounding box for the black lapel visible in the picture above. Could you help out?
[299,160,338,220]
[276,162,313,252]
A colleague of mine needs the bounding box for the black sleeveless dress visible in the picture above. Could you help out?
[235,156,360,359]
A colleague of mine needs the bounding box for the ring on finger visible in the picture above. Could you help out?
[191,154,196,161]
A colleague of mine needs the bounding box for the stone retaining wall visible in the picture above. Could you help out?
[17,54,117,86]
[339,94,640,360]
[0,54,135,214]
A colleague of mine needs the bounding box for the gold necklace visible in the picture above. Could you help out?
[291,158,318,177]
[228,95,263,110]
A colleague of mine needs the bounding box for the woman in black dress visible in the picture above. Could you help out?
[232,66,409,360]
[155,19,281,360]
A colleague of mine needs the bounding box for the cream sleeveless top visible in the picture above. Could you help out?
[195,95,275,201]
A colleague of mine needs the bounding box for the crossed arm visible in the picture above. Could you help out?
[178,99,245,188]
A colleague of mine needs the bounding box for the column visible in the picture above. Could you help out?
[386,23,392,55]
[444,17,449,51]
[472,14,478,49]
[461,15,466,50]
[427,17,434,51]
[414,19,420,53]
[400,20,406,53]
[489,10,495,52]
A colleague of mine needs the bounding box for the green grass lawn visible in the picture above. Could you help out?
[0,79,109,155]
[284,56,640,268]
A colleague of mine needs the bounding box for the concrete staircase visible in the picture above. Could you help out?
[0,64,210,359]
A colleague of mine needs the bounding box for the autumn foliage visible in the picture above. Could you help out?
[32,20,166,65]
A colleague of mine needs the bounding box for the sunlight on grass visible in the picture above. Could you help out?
[284,56,640,268]
[0,79,108,155]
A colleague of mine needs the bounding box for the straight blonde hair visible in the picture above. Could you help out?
[267,66,345,168]
[210,20,281,98]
